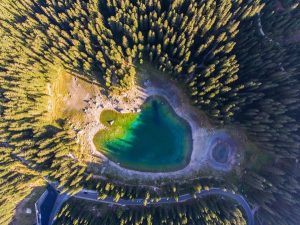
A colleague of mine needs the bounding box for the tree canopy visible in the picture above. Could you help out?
[1,0,300,225]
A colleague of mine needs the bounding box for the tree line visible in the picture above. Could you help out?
[53,196,246,225]
[1,0,300,225]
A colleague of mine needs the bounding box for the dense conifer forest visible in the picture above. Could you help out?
[1,0,300,225]
[54,197,246,225]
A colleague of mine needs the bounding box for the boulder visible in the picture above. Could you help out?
[25,208,32,214]
[107,120,114,125]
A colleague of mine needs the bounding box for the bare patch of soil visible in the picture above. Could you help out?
[11,186,46,225]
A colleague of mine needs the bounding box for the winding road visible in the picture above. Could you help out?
[47,187,254,225]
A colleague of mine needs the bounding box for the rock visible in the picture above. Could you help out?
[25,208,32,214]
[115,107,122,112]
[107,120,114,125]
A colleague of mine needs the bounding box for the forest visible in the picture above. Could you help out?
[0,0,300,225]
[54,196,246,225]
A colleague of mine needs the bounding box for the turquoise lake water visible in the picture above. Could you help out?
[103,96,193,172]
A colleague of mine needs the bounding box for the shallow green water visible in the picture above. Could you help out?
[100,96,193,172]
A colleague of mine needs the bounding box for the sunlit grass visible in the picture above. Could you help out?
[50,69,69,120]
[93,110,138,150]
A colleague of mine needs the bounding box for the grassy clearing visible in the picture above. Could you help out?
[40,67,103,162]
[93,110,138,150]
[48,70,87,126]
[46,67,71,123]
[43,66,99,127]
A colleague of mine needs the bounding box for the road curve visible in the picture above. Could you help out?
[0,142,254,225]
[73,187,254,225]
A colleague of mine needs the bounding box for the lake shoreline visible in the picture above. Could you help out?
[78,64,237,181]
[82,65,218,181]
[93,95,194,173]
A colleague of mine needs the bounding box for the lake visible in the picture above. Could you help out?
[97,96,193,172]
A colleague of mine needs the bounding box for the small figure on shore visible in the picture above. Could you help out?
[107,120,114,126]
